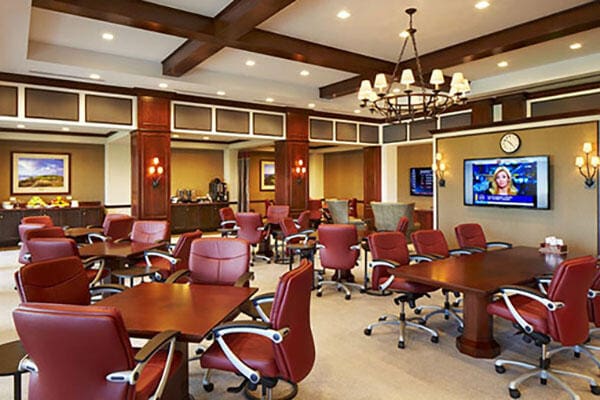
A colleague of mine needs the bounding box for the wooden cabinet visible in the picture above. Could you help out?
[0,206,104,246]
[171,203,229,233]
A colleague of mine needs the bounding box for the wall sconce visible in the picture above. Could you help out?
[148,157,164,188]
[432,152,446,187]
[575,142,599,188]
[293,159,307,183]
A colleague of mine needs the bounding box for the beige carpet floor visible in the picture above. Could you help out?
[0,242,598,399]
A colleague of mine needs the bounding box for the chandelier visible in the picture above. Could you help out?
[358,8,470,123]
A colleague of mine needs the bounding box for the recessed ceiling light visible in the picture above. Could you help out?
[61,127,70,131]
[17,124,25,129]
[203,136,210,140]
[102,32,114,41]
[354,109,361,114]
[89,73,101,80]
[172,134,180,138]
[158,82,168,89]
[570,42,582,50]
[336,9,351,19]
[308,103,316,108]
[245,60,256,67]
[217,90,226,96]
[497,61,508,68]
[399,31,409,39]
[300,70,310,77]
[265,97,274,103]
[393,88,401,93]
[475,1,490,10]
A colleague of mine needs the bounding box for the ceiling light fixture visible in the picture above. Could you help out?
[203,136,210,140]
[17,124,25,129]
[61,127,70,131]
[245,60,256,67]
[300,70,310,76]
[265,97,274,103]
[308,103,316,108]
[337,10,351,19]
[158,82,168,89]
[570,42,582,50]
[89,73,100,80]
[216,90,226,96]
[497,61,508,68]
[358,8,470,123]
[475,1,490,10]
[354,109,361,114]
[102,32,114,41]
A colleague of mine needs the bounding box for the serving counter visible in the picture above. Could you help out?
[171,202,231,233]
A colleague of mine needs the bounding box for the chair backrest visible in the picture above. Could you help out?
[15,256,91,305]
[348,198,358,218]
[21,215,54,226]
[28,238,79,262]
[307,199,322,221]
[26,226,66,241]
[236,212,265,245]
[326,200,349,224]
[219,207,236,229]
[103,214,134,240]
[588,267,600,327]
[280,217,299,238]
[270,259,315,383]
[296,210,311,231]
[317,224,359,270]
[411,229,450,258]
[171,230,203,271]
[367,232,410,290]
[371,202,415,232]
[18,223,46,264]
[266,205,290,224]
[454,223,487,249]
[130,220,169,244]
[546,255,596,346]
[188,238,250,285]
[396,216,409,234]
[13,303,136,400]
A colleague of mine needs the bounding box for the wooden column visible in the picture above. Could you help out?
[470,99,494,125]
[363,146,381,224]
[275,110,309,216]
[131,93,171,220]
[499,93,527,121]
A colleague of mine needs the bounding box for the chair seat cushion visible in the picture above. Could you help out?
[201,333,279,378]
[487,295,549,334]
[381,277,438,293]
[135,349,183,400]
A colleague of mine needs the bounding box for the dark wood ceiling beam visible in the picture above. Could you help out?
[320,1,600,99]
[163,0,296,77]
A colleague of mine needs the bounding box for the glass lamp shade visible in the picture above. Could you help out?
[592,156,600,168]
[583,142,593,154]
[575,156,585,167]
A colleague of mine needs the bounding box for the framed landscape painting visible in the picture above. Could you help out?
[260,160,275,191]
[12,152,70,194]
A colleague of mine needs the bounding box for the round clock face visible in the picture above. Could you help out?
[500,133,521,153]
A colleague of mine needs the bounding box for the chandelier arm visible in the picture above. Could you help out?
[389,38,410,95]
[410,33,427,95]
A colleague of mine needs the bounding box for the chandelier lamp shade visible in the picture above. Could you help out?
[358,8,470,123]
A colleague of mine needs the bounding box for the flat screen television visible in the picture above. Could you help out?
[410,167,433,196]
[464,155,549,209]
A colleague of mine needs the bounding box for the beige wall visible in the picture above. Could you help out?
[397,143,434,210]
[437,122,598,255]
[249,151,275,215]
[324,149,364,216]
[171,148,224,197]
[0,140,104,202]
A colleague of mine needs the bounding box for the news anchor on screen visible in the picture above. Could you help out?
[489,166,518,195]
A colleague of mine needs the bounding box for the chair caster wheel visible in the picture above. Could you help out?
[359,288,366,293]
[574,352,581,358]
[345,294,351,300]
[540,378,547,385]
[452,302,461,307]
[457,326,464,333]
[267,261,271,264]
[509,388,520,399]
[431,336,439,343]
[337,286,343,292]
[203,383,214,392]
[591,385,600,395]
[378,316,387,322]
[397,341,405,349]
[316,291,322,297]
[495,365,506,374]
[364,328,372,336]
[414,309,422,315]
[444,315,449,320]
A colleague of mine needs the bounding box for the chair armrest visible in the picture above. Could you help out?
[284,233,310,245]
[486,241,512,249]
[449,248,473,256]
[234,271,255,287]
[460,246,485,253]
[370,259,400,269]
[134,330,179,363]
[589,289,600,299]
[82,256,106,286]
[220,220,238,228]
[497,285,564,334]
[409,254,434,263]
[536,275,553,295]
[350,244,361,251]
[416,252,445,260]
[23,253,32,262]
[144,250,179,267]
[89,284,127,298]
[113,237,131,243]
[252,292,275,322]
[164,269,190,284]
[299,229,315,235]
[315,243,325,249]
[86,224,102,229]
[18,356,38,373]
[88,233,110,243]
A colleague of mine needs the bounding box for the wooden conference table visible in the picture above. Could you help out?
[99,283,257,399]
[387,246,563,358]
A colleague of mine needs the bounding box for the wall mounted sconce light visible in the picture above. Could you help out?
[432,152,446,187]
[293,159,307,183]
[575,142,599,188]
[148,156,164,188]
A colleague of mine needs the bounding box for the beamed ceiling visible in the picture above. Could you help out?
[0,0,599,119]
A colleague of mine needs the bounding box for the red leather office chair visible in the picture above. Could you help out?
[89,214,134,243]
[454,223,512,252]
[236,212,271,264]
[487,256,599,399]
[308,199,322,226]
[15,256,123,304]
[21,215,54,226]
[19,226,67,264]
[316,224,362,300]
[219,207,237,229]
[135,230,202,281]
[200,259,315,399]
[13,302,181,400]
[17,223,46,264]
[364,232,439,348]
[280,217,314,266]
[294,210,311,231]
[348,198,358,218]
[411,229,473,331]
[129,220,170,244]
[26,238,108,286]
[396,216,409,234]
[266,205,290,225]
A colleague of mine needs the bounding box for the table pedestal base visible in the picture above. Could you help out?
[161,341,190,400]
[455,292,500,359]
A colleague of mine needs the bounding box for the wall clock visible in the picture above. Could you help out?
[500,132,521,154]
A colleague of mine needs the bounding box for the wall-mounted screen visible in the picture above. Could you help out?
[464,155,549,209]
[410,167,433,196]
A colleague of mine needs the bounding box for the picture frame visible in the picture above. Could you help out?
[11,152,70,195]
[260,160,275,191]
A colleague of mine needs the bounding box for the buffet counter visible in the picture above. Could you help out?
[171,202,231,233]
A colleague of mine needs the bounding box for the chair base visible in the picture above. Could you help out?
[415,290,464,331]
[244,379,298,400]
[316,279,363,300]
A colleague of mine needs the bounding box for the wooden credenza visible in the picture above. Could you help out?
[171,202,230,233]
[0,206,104,246]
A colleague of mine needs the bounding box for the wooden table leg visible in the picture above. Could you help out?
[161,341,190,400]
[13,373,21,400]
[456,292,500,358]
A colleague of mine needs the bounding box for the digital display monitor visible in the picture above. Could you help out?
[464,155,549,209]
[410,167,433,196]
